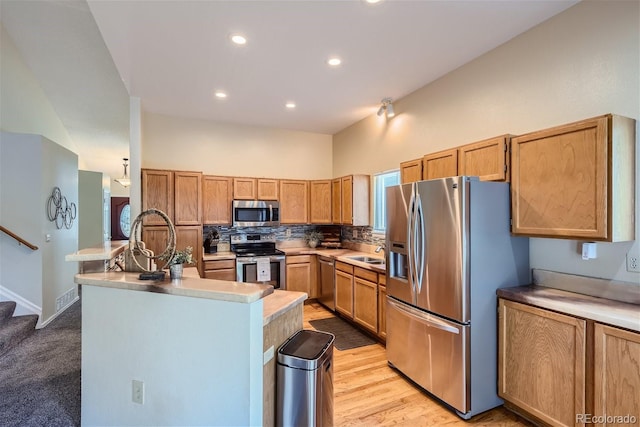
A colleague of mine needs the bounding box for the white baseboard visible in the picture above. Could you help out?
[39,295,79,328]
[0,285,42,322]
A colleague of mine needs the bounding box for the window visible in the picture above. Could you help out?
[373,169,400,232]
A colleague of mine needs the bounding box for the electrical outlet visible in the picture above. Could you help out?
[132,380,144,404]
[285,228,291,238]
[627,253,640,273]
[353,229,358,239]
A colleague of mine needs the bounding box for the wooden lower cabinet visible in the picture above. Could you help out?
[353,267,378,334]
[378,274,387,340]
[335,262,354,318]
[202,259,236,281]
[498,299,586,427]
[285,255,317,297]
[594,323,640,424]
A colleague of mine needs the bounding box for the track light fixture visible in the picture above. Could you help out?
[377,97,395,119]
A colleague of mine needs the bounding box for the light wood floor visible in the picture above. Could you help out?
[303,301,533,426]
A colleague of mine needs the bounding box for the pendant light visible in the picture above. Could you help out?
[114,158,131,188]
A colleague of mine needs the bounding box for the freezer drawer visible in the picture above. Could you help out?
[386,297,469,414]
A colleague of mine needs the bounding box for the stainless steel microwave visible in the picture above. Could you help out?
[232,200,280,227]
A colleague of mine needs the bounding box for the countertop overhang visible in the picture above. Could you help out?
[75,271,273,303]
[65,240,129,262]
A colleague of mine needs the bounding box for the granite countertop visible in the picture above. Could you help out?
[262,289,307,325]
[498,285,640,333]
[65,240,129,262]
[75,271,273,304]
[279,247,386,273]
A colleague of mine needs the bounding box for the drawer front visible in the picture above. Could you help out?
[354,266,377,283]
[286,255,313,264]
[378,274,386,286]
[336,261,353,274]
[204,259,236,270]
[204,269,236,281]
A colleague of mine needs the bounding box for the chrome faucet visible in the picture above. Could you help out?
[375,244,385,256]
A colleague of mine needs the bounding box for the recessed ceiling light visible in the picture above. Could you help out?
[230,34,247,45]
[365,0,383,3]
[215,91,227,99]
[327,57,342,67]
[285,102,296,109]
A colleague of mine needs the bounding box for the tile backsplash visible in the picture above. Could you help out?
[203,224,385,249]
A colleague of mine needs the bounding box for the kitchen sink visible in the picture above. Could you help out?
[346,256,385,265]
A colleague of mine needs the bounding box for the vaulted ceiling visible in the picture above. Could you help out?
[1,0,578,185]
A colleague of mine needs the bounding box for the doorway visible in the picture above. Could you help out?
[110,197,130,240]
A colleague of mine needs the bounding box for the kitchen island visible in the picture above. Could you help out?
[75,271,305,427]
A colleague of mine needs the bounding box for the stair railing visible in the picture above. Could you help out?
[0,226,39,251]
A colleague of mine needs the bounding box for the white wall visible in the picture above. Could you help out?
[0,25,76,154]
[142,112,333,179]
[0,133,44,307]
[79,170,105,249]
[333,0,639,283]
[40,137,79,322]
[82,285,264,426]
[0,132,78,324]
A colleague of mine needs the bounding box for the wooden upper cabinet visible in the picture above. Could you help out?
[331,179,342,224]
[458,135,510,182]
[350,175,370,226]
[257,179,279,200]
[279,180,309,224]
[400,158,423,184]
[341,176,353,225]
[594,323,640,422]
[334,175,369,226]
[233,177,257,200]
[202,175,233,225]
[423,148,458,180]
[309,180,332,224]
[511,114,635,241]
[174,171,202,225]
[141,169,174,225]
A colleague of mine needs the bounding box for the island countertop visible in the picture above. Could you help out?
[65,240,129,262]
[75,271,273,304]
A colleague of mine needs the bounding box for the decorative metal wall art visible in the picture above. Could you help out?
[46,187,77,229]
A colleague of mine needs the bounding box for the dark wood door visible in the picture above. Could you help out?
[111,197,130,240]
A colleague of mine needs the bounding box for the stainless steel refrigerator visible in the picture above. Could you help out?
[385,176,529,419]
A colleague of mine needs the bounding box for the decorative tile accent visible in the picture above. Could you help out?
[203,224,386,248]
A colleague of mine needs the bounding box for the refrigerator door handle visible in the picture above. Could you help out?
[388,298,460,334]
[407,191,416,294]
[415,192,425,293]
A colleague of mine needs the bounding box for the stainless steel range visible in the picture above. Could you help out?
[231,233,285,289]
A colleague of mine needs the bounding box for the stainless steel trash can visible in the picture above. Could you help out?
[276,329,335,427]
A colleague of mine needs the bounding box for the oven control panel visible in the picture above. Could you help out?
[230,233,277,244]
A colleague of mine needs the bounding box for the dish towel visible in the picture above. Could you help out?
[256,257,271,282]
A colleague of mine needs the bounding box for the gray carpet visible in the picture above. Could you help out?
[0,300,81,427]
[309,317,376,351]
